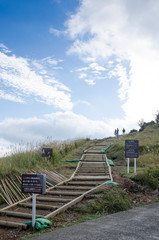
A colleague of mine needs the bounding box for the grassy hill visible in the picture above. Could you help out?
[0,125,159,238]
[0,138,97,178]
[1,123,159,187]
[107,123,159,189]
[1,123,159,191]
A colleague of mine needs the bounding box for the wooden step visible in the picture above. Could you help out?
[81,160,105,162]
[73,176,110,180]
[55,186,91,191]
[78,169,106,172]
[84,151,103,154]
[0,219,27,229]
[36,197,69,203]
[0,210,43,219]
[47,191,82,196]
[79,166,105,169]
[78,172,108,175]
[76,173,107,176]
[79,166,106,168]
[80,162,105,164]
[18,203,58,210]
[67,181,101,186]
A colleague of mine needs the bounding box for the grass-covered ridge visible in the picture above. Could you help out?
[108,124,159,164]
[107,123,159,189]
[0,138,92,177]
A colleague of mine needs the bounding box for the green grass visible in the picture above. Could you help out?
[0,138,92,177]
[85,187,131,215]
[67,214,102,226]
[121,167,144,178]
[107,124,159,189]
[133,167,159,190]
[108,124,159,165]
[73,186,131,216]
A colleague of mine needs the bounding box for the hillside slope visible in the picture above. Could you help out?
[108,124,159,173]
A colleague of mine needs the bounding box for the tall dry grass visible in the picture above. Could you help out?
[0,138,91,177]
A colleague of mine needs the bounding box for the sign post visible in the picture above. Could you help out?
[134,158,136,174]
[32,193,36,228]
[22,174,46,228]
[125,140,139,173]
[127,158,130,174]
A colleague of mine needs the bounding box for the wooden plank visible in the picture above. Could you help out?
[47,191,83,196]
[73,176,110,180]
[70,160,82,179]
[36,197,69,203]
[77,172,107,175]
[84,151,103,154]
[3,179,17,203]
[5,178,21,202]
[1,180,13,205]
[76,173,107,177]
[18,203,58,210]
[1,195,32,211]
[0,220,27,229]
[67,181,99,186]
[0,185,10,205]
[80,162,106,165]
[0,193,10,205]
[6,176,23,200]
[0,211,43,219]
[13,175,28,198]
[78,168,106,171]
[82,160,105,162]
[55,186,91,191]
[39,169,62,183]
[106,156,113,182]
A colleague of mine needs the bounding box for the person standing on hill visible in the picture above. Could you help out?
[122,128,125,135]
[114,129,117,137]
[116,128,119,137]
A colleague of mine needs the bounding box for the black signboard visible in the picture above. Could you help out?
[125,140,139,158]
[22,174,46,194]
[41,148,53,158]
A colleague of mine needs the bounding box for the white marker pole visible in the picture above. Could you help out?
[134,158,136,173]
[32,193,36,228]
[127,158,129,173]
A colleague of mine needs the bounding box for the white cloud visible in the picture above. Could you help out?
[109,62,131,101]
[0,90,24,103]
[0,112,113,148]
[0,43,11,53]
[0,111,139,157]
[49,27,62,36]
[122,51,159,121]
[77,67,89,72]
[0,43,7,49]
[73,99,91,107]
[0,49,72,111]
[41,56,63,65]
[66,0,159,122]
[76,62,107,85]
[89,63,106,72]
[0,138,13,157]
[84,79,96,85]
[79,73,87,79]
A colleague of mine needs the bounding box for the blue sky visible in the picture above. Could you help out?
[0,0,159,156]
